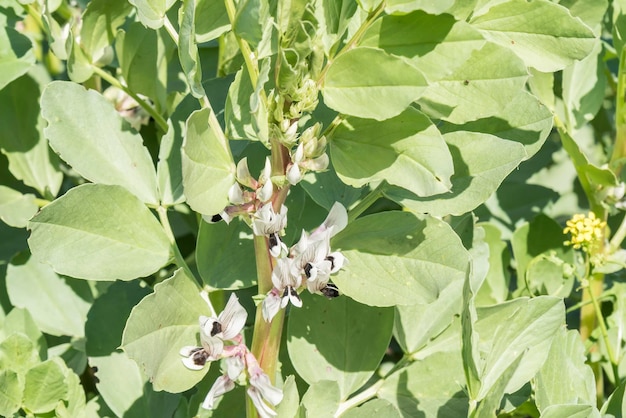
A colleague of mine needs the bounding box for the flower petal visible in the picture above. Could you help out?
[202,375,235,410]
[218,293,248,340]
[247,387,278,418]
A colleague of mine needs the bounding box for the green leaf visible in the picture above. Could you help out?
[394,280,463,354]
[288,293,393,399]
[562,41,605,130]
[128,0,177,29]
[0,26,35,90]
[602,381,626,417]
[440,90,553,159]
[313,0,358,55]
[330,107,453,196]
[384,131,527,217]
[80,0,132,60]
[196,218,256,289]
[1,308,46,359]
[85,281,151,356]
[116,22,170,112]
[122,269,210,392]
[23,359,68,413]
[0,333,40,375]
[332,211,469,307]
[535,327,596,411]
[0,186,37,228]
[511,214,574,296]
[0,369,22,417]
[322,47,427,121]
[41,81,159,204]
[541,404,598,418]
[233,0,270,49]
[301,166,364,211]
[66,29,94,83]
[385,0,454,14]
[6,252,92,337]
[474,223,510,306]
[470,0,596,72]
[182,108,236,216]
[91,351,181,418]
[275,375,300,418]
[361,10,485,84]
[378,351,468,416]
[301,380,341,417]
[474,296,564,400]
[157,120,185,206]
[56,366,87,418]
[28,184,171,281]
[196,0,230,42]
[179,0,206,98]
[342,399,400,417]
[0,74,63,198]
[417,42,528,124]
[225,64,269,144]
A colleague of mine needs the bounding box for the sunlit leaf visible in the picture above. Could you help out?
[28,184,171,281]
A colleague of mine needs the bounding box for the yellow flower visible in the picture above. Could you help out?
[563,212,606,253]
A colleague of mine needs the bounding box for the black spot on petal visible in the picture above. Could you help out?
[192,349,210,366]
[321,284,340,299]
[304,263,313,278]
[325,255,335,270]
[210,321,222,337]
[209,214,223,223]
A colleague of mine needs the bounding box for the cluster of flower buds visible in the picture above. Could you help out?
[180,294,283,417]
[260,202,348,322]
[286,123,329,185]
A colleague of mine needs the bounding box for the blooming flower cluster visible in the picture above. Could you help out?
[261,202,348,322]
[563,212,606,253]
[180,293,283,416]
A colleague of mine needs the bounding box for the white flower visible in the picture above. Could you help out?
[180,294,247,370]
[201,293,248,341]
[262,288,282,322]
[252,204,288,257]
[271,257,302,309]
[246,353,283,417]
[202,375,235,409]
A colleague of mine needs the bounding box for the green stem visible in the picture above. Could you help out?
[334,380,384,417]
[157,206,197,282]
[91,66,169,132]
[163,15,180,44]
[224,0,260,90]
[347,182,386,222]
[610,44,626,176]
[586,274,620,382]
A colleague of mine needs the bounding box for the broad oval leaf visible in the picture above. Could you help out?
[535,327,596,411]
[7,252,92,337]
[378,350,468,416]
[41,81,159,205]
[417,42,528,124]
[127,0,177,29]
[23,359,68,414]
[182,108,236,217]
[196,218,256,290]
[330,107,453,197]
[0,74,63,198]
[470,0,596,72]
[0,186,37,228]
[287,292,394,399]
[0,370,22,417]
[384,131,527,217]
[0,26,35,90]
[80,0,132,60]
[122,269,211,392]
[322,47,427,121]
[474,296,564,399]
[361,10,486,83]
[332,211,469,307]
[28,184,171,281]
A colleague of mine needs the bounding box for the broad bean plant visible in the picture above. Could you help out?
[3,0,626,417]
